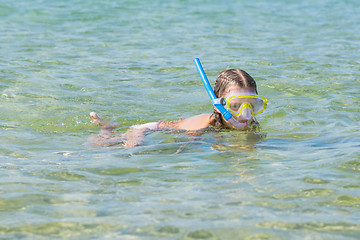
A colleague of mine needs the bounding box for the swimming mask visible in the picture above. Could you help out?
[221,91,267,117]
[194,57,266,129]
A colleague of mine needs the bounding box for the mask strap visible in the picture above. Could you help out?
[211,98,224,105]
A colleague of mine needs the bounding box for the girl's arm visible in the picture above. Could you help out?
[159,113,213,131]
[121,114,213,148]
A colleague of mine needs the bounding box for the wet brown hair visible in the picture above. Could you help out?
[211,69,258,127]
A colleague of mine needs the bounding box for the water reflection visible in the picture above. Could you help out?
[209,130,266,152]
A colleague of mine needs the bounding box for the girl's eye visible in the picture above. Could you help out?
[230,103,241,110]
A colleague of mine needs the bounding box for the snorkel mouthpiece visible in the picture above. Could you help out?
[227,117,249,128]
[193,58,248,129]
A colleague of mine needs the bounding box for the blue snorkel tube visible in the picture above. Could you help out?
[193,58,248,129]
[193,58,232,120]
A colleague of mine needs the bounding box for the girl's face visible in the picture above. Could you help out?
[219,86,258,129]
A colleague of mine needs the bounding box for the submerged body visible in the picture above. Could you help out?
[90,112,215,148]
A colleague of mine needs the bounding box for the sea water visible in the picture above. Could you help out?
[1,0,359,239]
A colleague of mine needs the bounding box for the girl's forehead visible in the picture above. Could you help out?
[225,86,256,95]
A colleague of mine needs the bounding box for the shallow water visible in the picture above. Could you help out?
[1,0,360,239]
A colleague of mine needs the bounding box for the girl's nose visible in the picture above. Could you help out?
[239,106,252,121]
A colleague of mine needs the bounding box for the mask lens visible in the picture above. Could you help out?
[248,97,265,114]
[227,96,266,115]
[229,100,243,112]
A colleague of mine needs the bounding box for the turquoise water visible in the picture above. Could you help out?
[1,0,360,239]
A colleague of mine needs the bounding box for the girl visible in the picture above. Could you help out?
[90,63,267,148]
